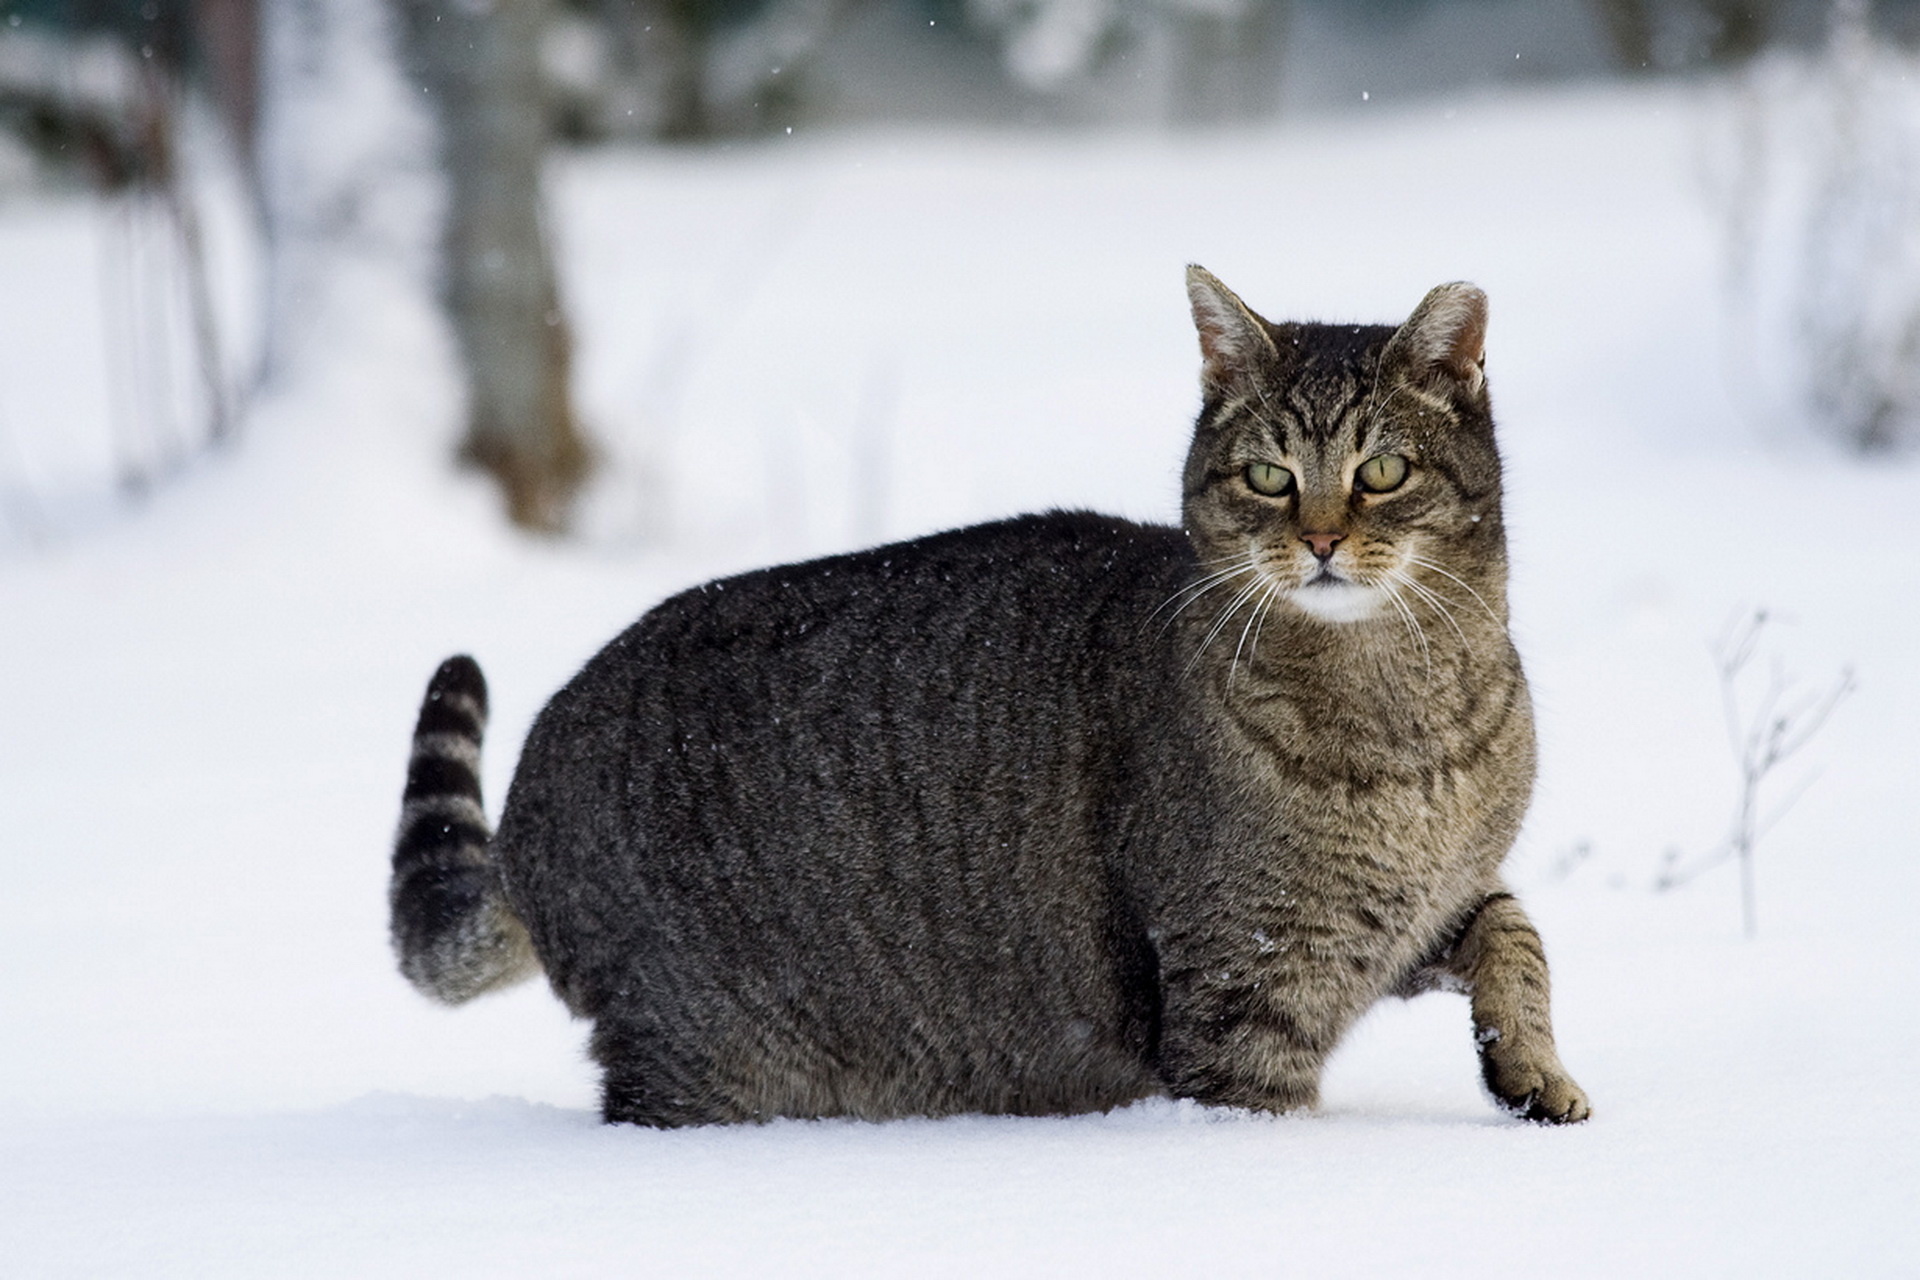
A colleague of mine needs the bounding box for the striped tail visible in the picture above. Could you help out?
[389,655,538,1003]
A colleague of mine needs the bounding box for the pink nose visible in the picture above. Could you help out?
[1301,531,1344,561]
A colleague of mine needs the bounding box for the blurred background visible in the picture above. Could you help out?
[1,0,1916,545]
[4,10,1918,1269]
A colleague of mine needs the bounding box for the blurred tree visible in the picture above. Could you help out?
[396,0,592,532]
[964,0,1285,112]
[1794,0,1920,452]
[1162,0,1289,125]
[1703,0,1774,61]
[1591,0,1775,72]
[1705,0,1920,453]
[0,0,234,484]
[551,0,850,141]
[1593,0,1657,67]
[193,0,260,169]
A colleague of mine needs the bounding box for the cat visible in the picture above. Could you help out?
[389,267,1591,1128]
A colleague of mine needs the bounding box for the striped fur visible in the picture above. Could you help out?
[384,273,1590,1127]
[1443,893,1589,1122]
[389,655,538,1003]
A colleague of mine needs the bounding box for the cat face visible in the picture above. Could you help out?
[1179,268,1508,629]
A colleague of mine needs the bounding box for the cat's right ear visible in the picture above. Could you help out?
[1187,265,1279,389]
[1383,282,1489,397]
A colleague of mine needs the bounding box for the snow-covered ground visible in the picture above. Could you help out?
[4,80,1918,1275]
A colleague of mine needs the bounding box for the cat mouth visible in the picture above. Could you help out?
[1287,569,1380,622]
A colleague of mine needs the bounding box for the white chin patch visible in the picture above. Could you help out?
[1287,579,1381,623]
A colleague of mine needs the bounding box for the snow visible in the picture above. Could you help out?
[4,79,1918,1275]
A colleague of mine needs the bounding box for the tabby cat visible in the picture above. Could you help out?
[389,267,1590,1127]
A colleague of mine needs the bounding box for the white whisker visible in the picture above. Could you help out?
[1248,585,1278,673]
[1229,580,1279,687]
[1392,569,1470,650]
[1143,558,1258,633]
[1404,555,1501,625]
[1381,581,1431,677]
[1187,577,1268,676]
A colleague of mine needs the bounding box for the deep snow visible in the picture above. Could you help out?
[2,79,1917,1275]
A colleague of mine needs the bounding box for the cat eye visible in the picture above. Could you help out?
[1355,453,1410,493]
[1245,463,1295,496]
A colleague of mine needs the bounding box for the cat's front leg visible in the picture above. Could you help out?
[1422,891,1591,1124]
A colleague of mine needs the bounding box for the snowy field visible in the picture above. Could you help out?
[4,79,1919,1275]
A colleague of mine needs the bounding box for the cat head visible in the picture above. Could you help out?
[1180,266,1509,629]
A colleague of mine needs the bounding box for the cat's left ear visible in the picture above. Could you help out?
[1187,265,1280,389]
[1384,282,1488,397]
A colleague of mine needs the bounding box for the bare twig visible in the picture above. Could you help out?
[1656,608,1854,938]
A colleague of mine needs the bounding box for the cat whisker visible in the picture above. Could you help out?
[1380,581,1432,677]
[1406,578,1476,638]
[1249,584,1278,673]
[1152,573,1257,637]
[1404,555,1502,625]
[1152,556,1256,610]
[1229,579,1280,687]
[1188,576,1269,677]
[1202,576,1269,649]
[1145,558,1259,635]
[1390,568,1470,651]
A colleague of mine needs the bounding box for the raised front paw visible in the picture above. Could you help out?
[1480,1042,1592,1125]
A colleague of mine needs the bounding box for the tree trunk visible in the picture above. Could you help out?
[396,0,591,533]
[193,0,260,163]
[1702,0,1771,66]
[1591,0,1655,72]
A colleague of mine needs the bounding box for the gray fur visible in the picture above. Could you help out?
[389,269,1589,1126]
[390,657,538,1004]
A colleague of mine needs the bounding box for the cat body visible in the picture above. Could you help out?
[390,269,1590,1126]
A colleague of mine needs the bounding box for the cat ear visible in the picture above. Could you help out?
[1385,282,1488,395]
[1187,265,1279,387]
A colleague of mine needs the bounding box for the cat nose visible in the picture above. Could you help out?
[1300,531,1344,562]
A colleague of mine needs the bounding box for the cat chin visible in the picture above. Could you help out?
[1284,580,1383,624]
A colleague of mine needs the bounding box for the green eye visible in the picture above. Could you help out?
[1245,463,1294,496]
[1356,453,1409,493]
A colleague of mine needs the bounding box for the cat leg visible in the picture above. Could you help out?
[1157,980,1336,1114]
[592,1018,728,1127]
[1426,892,1591,1124]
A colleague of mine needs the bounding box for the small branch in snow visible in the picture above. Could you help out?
[1655,607,1854,938]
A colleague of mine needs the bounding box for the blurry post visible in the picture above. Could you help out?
[395,0,593,533]
[193,0,260,170]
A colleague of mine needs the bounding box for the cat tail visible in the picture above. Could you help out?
[389,655,540,1004]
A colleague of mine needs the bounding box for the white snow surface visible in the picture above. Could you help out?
[4,84,1919,1275]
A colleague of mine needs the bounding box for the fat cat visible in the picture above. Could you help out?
[389,267,1591,1127]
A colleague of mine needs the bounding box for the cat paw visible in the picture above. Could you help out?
[1481,1049,1591,1125]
